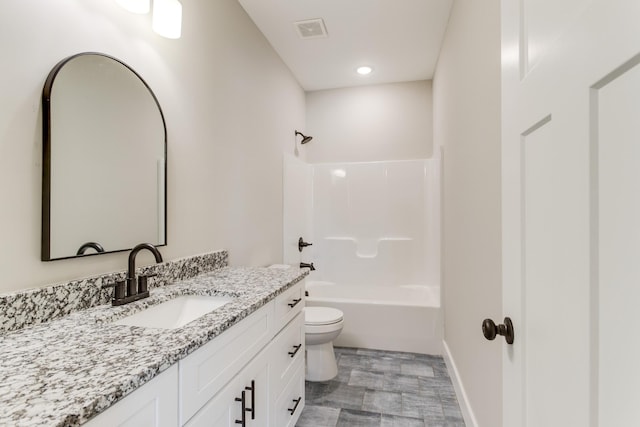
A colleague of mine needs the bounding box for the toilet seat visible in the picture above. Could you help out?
[305,307,343,325]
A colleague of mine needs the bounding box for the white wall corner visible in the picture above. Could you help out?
[442,339,479,427]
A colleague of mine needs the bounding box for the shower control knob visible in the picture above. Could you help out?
[298,237,313,252]
[482,317,514,345]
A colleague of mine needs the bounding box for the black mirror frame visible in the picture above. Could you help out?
[41,52,168,261]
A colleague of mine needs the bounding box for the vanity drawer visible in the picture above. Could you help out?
[274,280,304,333]
[179,302,273,425]
[269,311,304,396]
[274,363,305,427]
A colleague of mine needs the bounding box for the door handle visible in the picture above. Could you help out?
[245,380,255,420]
[482,317,514,344]
[288,397,302,415]
[288,344,302,358]
[235,390,246,426]
[288,298,302,308]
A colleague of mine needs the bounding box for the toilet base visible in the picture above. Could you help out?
[305,342,338,382]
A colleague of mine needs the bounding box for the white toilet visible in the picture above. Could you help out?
[304,306,344,382]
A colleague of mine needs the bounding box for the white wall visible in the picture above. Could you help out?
[0,0,305,293]
[433,0,502,426]
[304,81,433,163]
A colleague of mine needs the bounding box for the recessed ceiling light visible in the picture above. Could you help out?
[356,66,373,75]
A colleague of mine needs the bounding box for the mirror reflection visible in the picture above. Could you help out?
[42,53,167,261]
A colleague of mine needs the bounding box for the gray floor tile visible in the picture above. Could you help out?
[296,405,340,427]
[307,381,366,410]
[432,363,450,378]
[370,356,403,374]
[336,408,382,426]
[442,402,464,421]
[357,348,416,360]
[401,360,435,377]
[338,353,374,370]
[349,369,385,389]
[381,414,426,427]
[402,392,444,420]
[418,375,454,392]
[334,362,352,383]
[383,372,421,394]
[363,390,403,416]
[299,348,464,427]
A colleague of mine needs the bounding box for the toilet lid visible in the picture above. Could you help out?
[305,307,344,325]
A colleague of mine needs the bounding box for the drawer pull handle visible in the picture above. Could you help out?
[288,344,302,358]
[288,298,302,308]
[235,390,246,426]
[245,380,255,419]
[288,396,302,415]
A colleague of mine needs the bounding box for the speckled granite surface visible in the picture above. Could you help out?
[0,264,307,426]
[0,250,228,334]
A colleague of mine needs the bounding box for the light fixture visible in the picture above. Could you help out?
[152,0,182,39]
[295,130,313,144]
[356,66,373,75]
[116,0,150,14]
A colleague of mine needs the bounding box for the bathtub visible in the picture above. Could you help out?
[305,281,442,355]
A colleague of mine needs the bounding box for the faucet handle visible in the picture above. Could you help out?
[138,273,157,294]
[102,280,126,301]
[298,237,313,252]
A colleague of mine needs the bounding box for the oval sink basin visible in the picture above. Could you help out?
[113,295,234,330]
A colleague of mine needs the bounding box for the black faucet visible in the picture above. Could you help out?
[107,243,163,306]
[300,262,315,271]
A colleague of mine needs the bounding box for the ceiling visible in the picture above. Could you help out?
[236,0,454,92]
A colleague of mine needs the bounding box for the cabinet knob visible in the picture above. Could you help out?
[482,317,514,344]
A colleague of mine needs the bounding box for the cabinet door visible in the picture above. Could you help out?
[85,365,178,427]
[179,302,273,424]
[184,349,269,427]
[269,312,304,396]
[274,363,305,427]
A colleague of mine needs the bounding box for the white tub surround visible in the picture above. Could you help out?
[0,261,307,426]
[306,281,441,354]
[292,158,442,355]
[311,159,440,289]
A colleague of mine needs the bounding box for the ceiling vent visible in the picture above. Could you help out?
[294,18,328,39]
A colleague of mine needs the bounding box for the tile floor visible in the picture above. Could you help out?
[296,347,465,427]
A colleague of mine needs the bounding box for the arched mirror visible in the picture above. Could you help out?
[42,52,167,261]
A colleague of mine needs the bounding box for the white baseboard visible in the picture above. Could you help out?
[442,340,479,427]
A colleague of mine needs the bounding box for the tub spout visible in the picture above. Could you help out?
[300,262,315,271]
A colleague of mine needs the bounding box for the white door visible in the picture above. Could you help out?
[501,1,640,426]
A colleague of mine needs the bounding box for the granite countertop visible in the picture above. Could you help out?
[0,266,307,426]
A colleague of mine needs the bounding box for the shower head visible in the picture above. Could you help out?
[295,130,313,144]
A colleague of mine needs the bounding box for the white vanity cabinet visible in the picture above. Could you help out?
[181,279,305,426]
[84,364,179,427]
[183,347,269,427]
[84,280,305,427]
[179,302,274,424]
